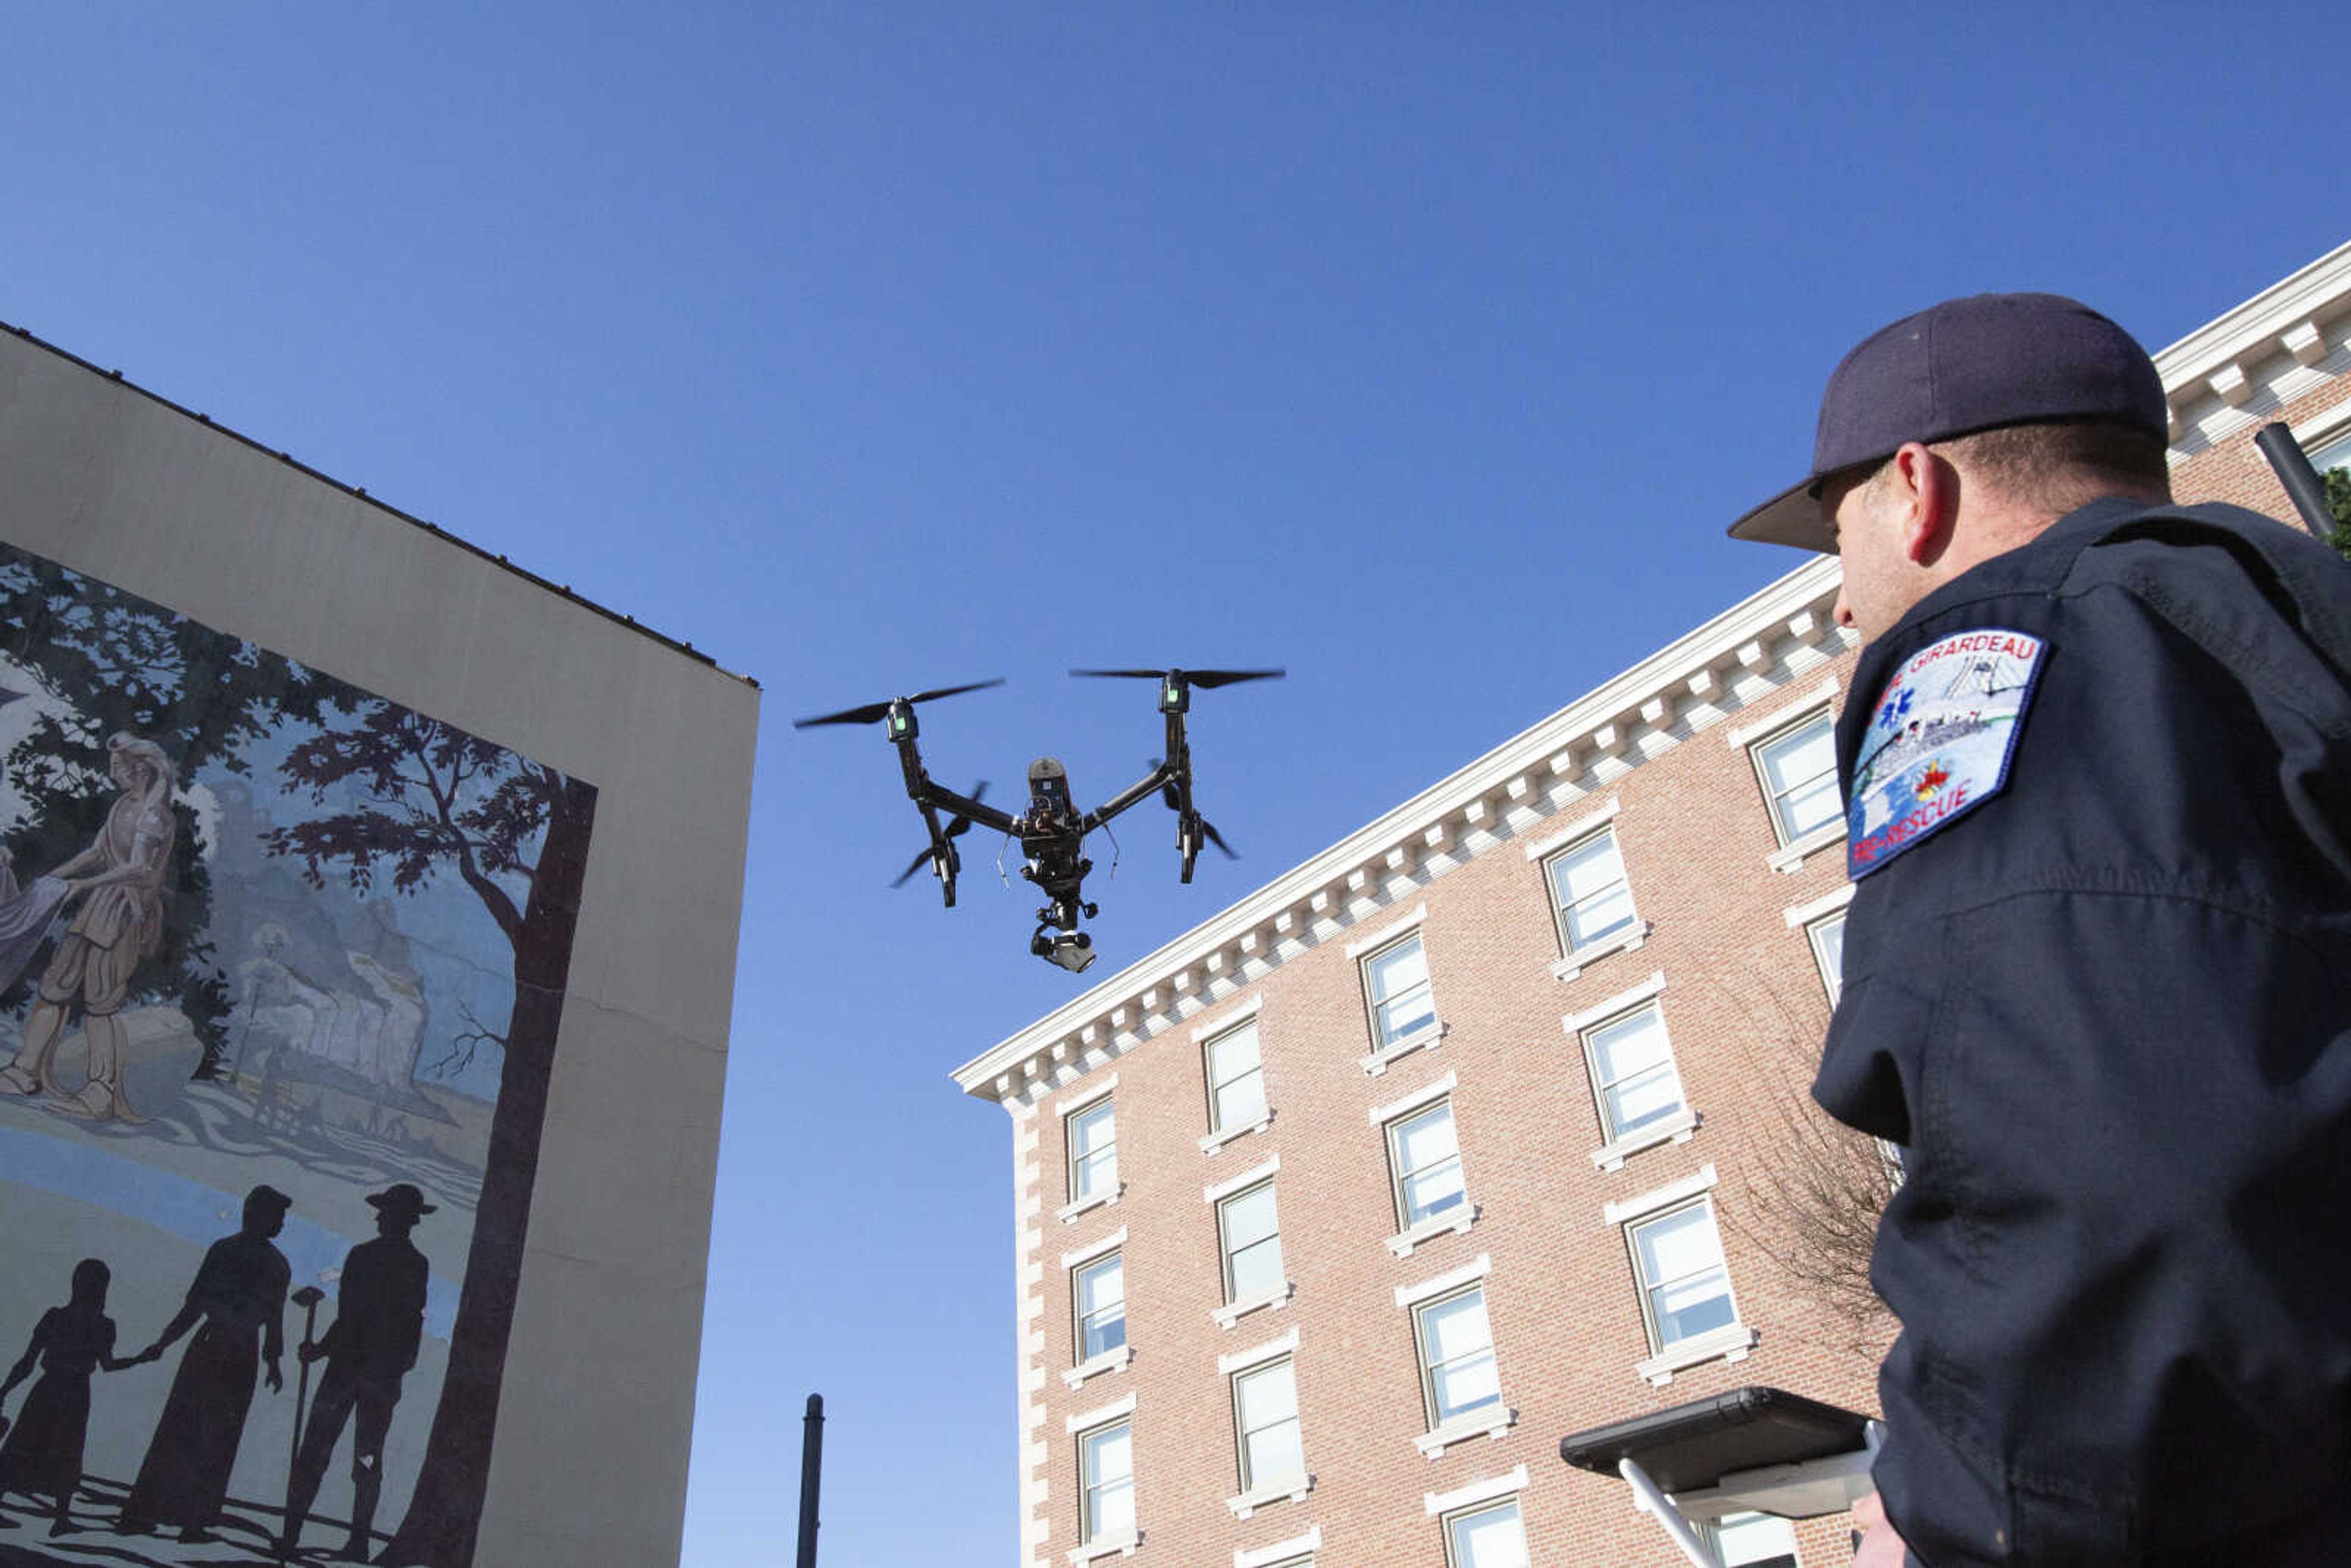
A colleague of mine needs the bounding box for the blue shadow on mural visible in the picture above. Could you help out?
[0,540,596,1567]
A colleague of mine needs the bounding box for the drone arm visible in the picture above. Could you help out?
[1083,764,1176,835]
[919,782,1020,836]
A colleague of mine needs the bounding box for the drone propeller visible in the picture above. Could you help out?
[890,781,990,887]
[793,678,1005,730]
[1071,667,1285,689]
[1195,814,1239,860]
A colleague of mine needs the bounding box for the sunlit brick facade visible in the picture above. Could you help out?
[954,238,2351,1568]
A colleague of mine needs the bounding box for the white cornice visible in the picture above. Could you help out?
[951,554,1848,1105]
[2156,238,2351,457]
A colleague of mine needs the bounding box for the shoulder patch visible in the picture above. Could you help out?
[1847,627,2047,877]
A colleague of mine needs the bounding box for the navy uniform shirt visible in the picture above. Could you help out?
[1814,497,2351,1566]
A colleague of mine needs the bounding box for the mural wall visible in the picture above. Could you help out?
[0,538,596,1567]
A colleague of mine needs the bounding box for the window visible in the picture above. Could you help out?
[1363,932,1438,1050]
[1414,1286,1502,1428]
[1068,1098,1117,1204]
[1442,1498,1529,1568]
[1582,1001,1685,1146]
[1710,1510,1800,1568]
[1545,827,1637,953]
[1752,710,1840,846]
[1204,1020,1267,1136]
[1232,1356,1305,1491]
[1807,909,1847,1005]
[1218,1181,1284,1304]
[1387,1100,1466,1229]
[1627,1198,1738,1353]
[1074,1251,1126,1362]
[2308,427,2351,535]
[1079,1417,1135,1545]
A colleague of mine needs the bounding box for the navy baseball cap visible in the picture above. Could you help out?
[1729,292,2169,552]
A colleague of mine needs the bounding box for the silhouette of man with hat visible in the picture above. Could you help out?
[274,1184,432,1563]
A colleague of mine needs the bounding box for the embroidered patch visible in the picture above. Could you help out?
[1847,627,2047,877]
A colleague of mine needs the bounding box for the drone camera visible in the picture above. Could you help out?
[1033,930,1097,973]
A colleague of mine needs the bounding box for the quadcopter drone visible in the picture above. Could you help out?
[793,668,1283,972]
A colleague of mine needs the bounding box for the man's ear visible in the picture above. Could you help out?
[1888,441,1954,565]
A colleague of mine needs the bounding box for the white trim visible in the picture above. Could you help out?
[1359,1020,1444,1076]
[1394,1252,1491,1310]
[1414,1405,1518,1458]
[1783,881,1856,928]
[1523,795,1621,860]
[1386,1203,1479,1258]
[1370,1071,1458,1126]
[1636,1320,1760,1386]
[1563,970,1668,1035]
[1603,1163,1720,1226]
[1204,1153,1281,1205]
[1237,1525,1322,1568]
[1192,994,1267,1040]
[1226,1470,1314,1520]
[1589,1107,1700,1172]
[1055,1074,1117,1117]
[1068,1531,1141,1564]
[1062,1344,1133,1390]
[1067,1392,1136,1434]
[1199,1110,1274,1156]
[1344,902,1428,959]
[1425,1463,1529,1518]
[1057,1184,1125,1225]
[1062,1228,1127,1270]
[1218,1326,1300,1376]
[1766,817,1847,875]
[2292,400,2351,452]
[1723,678,1839,749]
[2155,239,2351,403]
[1549,918,1653,983]
[1212,1280,1295,1329]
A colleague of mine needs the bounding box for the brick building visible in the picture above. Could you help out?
[951,239,2351,1568]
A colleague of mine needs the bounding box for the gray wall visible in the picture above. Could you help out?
[0,328,757,1566]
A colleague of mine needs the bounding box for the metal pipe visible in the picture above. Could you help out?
[1619,1455,1725,1568]
[2254,422,2338,536]
[797,1392,825,1568]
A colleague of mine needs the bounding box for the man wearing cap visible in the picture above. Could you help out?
[276,1184,433,1562]
[1732,293,2351,1566]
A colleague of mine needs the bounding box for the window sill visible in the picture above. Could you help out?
[1062,1345,1133,1390]
[1212,1281,1295,1330]
[1199,1111,1274,1156]
[1414,1406,1517,1458]
[1385,1203,1479,1258]
[1589,1109,1700,1173]
[1068,1530,1142,1564]
[1766,821,1847,875]
[1057,1184,1127,1226]
[1550,920,1653,984]
[1636,1321,1758,1386]
[1360,1022,1445,1078]
[1226,1472,1313,1519]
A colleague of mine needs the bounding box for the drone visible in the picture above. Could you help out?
[793,667,1283,972]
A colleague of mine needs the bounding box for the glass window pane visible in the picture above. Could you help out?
[1394,1103,1458,1171]
[1077,1255,1125,1359]
[1376,986,1438,1045]
[1420,1290,1492,1363]
[1634,1204,1719,1284]
[1430,1350,1501,1420]
[1448,1501,1529,1568]
[1222,1184,1278,1248]
[1090,1476,1134,1540]
[1402,1157,1466,1225]
[1366,935,1427,1001]
[1810,910,1847,1003]
[1214,1068,1267,1131]
[1605,1063,1684,1137]
[1245,1419,1303,1487]
[1565,880,1636,948]
[1070,1101,1113,1156]
[1228,1234,1284,1300]
[1760,714,1839,841]
[1714,1510,1800,1568]
[1588,1005,1668,1083]
[1551,832,1622,902]
[1209,1022,1261,1081]
[1237,1360,1297,1428]
[1074,1143,1116,1200]
[1654,1268,1735,1341]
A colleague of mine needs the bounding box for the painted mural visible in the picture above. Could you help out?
[0,539,596,1567]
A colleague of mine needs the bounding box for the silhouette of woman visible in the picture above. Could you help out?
[0,1259,144,1537]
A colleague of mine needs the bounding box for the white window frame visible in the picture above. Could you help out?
[1227,1353,1310,1514]
[1616,1182,1753,1384]
[1384,1097,1472,1248]
[1783,882,1856,1008]
[1068,1245,1130,1385]
[1746,701,1845,871]
[1569,974,1696,1170]
[1209,1166,1292,1327]
[1540,821,1646,967]
[1805,907,1848,1007]
[1071,1406,1139,1561]
[1439,1495,1531,1568]
[1200,1016,1272,1153]
[1057,1084,1123,1222]
[1359,928,1441,1071]
[1708,1509,1803,1567]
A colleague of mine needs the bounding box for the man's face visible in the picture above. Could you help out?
[1823,461,1908,642]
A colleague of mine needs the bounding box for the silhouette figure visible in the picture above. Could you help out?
[118,1184,293,1543]
[0,731,179,1122]
[0,1259,144,1538]
[275,1184,433,1562]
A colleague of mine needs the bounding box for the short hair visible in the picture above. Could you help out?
[1935,419,2172,509]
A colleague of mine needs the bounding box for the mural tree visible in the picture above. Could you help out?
[0,549,332,1072]
[266,703,594,1568]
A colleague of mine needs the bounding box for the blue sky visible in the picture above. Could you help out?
[1,7,2341,1562]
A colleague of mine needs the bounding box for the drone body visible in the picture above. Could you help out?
[794,669,1282,972]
